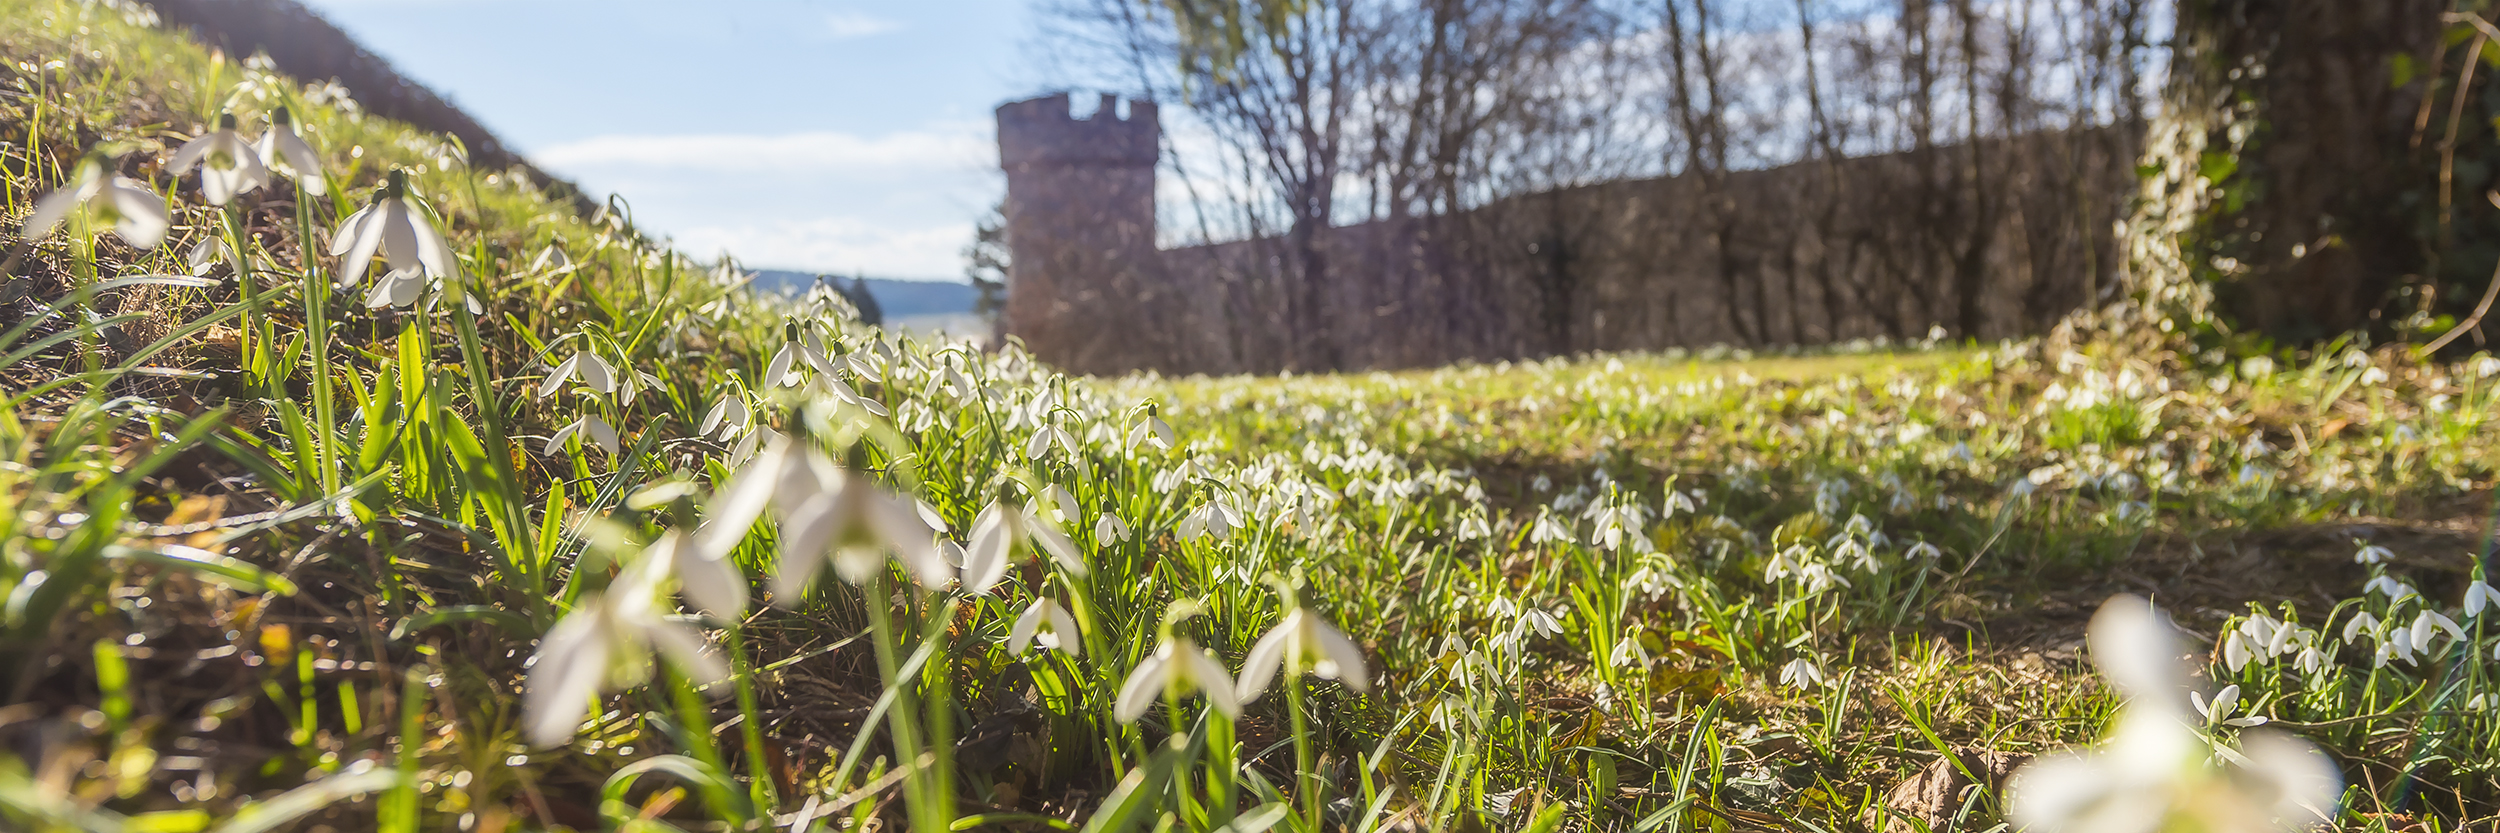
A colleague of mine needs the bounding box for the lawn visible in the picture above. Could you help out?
[2,2,2497,832]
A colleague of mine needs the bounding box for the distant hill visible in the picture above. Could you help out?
[751,270,983,320]
[151,0,590,211]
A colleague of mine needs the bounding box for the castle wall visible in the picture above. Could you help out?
[997,92,2136,375]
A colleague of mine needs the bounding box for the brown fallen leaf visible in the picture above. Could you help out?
[1865,749,2029,833]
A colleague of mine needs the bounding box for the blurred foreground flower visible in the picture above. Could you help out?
[695,431,945,599]
[168,114,269,204]
[23,154,169,249]
[1235,606,1369,703]
[1114,636,1240,722]
[523,536,730,747]
[2006,595,2339,833]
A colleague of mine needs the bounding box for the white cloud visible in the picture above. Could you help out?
[534,126,989,177]
[823,12,902,40]
[673,217,974,277]
[528,126,998,278]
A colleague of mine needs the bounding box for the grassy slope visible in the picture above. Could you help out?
[2,2,2498,832]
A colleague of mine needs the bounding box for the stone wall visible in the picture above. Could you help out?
[996,94,2137,375]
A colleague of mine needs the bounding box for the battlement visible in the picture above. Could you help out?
[997,92,1159,169]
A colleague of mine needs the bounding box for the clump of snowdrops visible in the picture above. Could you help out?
[8,2,2500,832]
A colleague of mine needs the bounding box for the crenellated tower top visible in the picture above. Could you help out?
[997,92,1159,170]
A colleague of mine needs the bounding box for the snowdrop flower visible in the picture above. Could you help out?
[2340,611,2380,644]
[1779,657,1828,690]
[1126,407,1177,452]
[2464,580,2500,618]
[1178,499,1245,541]
[1024,422,1078,461]
[2190,685,2268,728]
[2375,637,2416,668]
[2292,643,2328,675]
[1006,598,1081,657]
[2221,629,2257,673]
[2007,596,2339,833]
[522,541,729,747]
[699,390,751,442]
[2409,609,2464,655]
[541,350,616,398]
[1906,541,1943,560]
[1093,513,1131,544]
[1528,510,1577,546]
[330,170,458,308]
[23,154,169,249]
[694,432,945,599]
[762,323,825,387]
[1525,607,1565,639]
[1113,637,1240,722]
[2352,543,2394,565]
[1041,484,1081,525]
[962,498,1088,595]
[1610,634,1651,668]
[545,412,620,459]
[167,114,269,205]
[2364,576,2418,604]
[255,106,324,195]
[1235,607,1370,703]
[644,529,746,619]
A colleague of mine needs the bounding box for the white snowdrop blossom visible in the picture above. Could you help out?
[1178,498,1245,541]
[2190,685,2268,728]
[1127,409,1177,452]
[330,170,459,308]
[1113,637,1240,722]
[962,498,1088,594]
[694,433,946,599]
[1094,512,1132,544]
[542,350,616,398]
[2364,576,2417,603]
[699,392,751,442]
[1779,657,1828,690]
[545,413,620,459]
[1235,607,1370,703]
[1524,607,1565,639]
[2464,580,2500,618]
[2408,610,2464,655]
[1006,598,1082,657]
[2006,596,2339,833]
[522,540,729,747]
[23,155,169,249]
[2352,544,2394,565]
[167,114,269,205]
[256,106,325,195]
[2340,611,2380,644]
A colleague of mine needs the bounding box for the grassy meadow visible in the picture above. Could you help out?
[2,1,2499,832]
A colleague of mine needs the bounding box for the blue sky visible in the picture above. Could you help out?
[297,0,1041,280]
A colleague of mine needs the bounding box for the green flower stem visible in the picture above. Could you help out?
[448,283,541,604]
[865,572,945,833]
[1286,675,1320,833]
[725,621,778,813]
[292,185,338,497]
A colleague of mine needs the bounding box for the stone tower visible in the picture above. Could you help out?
[995,92,1159,374]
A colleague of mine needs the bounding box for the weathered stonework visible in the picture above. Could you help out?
[995,93,1161,376]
